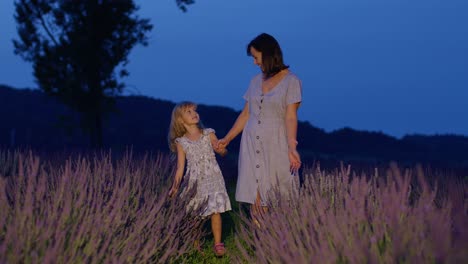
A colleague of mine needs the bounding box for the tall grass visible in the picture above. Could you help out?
[0,149,19,177]
[0,150,203,263]
[1,149,466,263]
[234,164,467,263]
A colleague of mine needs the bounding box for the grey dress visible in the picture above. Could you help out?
[235,72,302,205]
[176,128,232,216]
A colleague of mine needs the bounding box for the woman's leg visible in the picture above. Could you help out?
[211,213,222,244]
[250,191,268,226]
[251,190,262,216]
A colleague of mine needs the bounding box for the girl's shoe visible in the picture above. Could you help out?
[213,242,226,257]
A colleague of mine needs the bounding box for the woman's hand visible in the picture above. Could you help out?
[216,137,230,150]
[210,135,228,157]
[288,148,301,175]
[213,141,228,157]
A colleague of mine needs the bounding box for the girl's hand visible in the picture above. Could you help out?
[211,138,228,157]
[213,144,228,157]
[216,137,230,149]
[288,148,301,175]
[217,147,228,157]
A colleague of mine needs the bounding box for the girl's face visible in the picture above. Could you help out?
[180,106,199,126]
[250,46,263,71]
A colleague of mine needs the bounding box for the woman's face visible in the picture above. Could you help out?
[250,46,263,71]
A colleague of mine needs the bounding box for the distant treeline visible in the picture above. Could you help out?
[1,84,467,169]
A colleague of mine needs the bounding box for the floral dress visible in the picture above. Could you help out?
[176,128,231,216]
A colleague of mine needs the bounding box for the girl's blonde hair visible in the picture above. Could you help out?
[168,101,203,152]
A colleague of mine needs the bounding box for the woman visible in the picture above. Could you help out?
[217,33,302,217]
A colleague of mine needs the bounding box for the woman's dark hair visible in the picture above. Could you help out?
[247,33,289,79]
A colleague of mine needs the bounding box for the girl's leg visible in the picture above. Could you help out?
[211,213,222,244]
[211,213,226,256]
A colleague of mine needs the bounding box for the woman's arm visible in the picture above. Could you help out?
[285,102,301,173]
[168,143,186,197]
[285,102,300,148]
[217,102,249,148]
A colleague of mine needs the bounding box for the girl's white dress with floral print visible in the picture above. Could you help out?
[175,128,231,216]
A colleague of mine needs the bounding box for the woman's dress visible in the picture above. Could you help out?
[236,72,302,204]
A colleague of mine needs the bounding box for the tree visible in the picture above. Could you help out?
[176,0,195,12]
[13,0,194,147]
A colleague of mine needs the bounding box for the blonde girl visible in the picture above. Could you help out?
[167,101,231,257]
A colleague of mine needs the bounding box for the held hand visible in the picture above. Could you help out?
[288,148,301,175]
[217,137,230,150]
[218,147,228,157]
[212,139,221,151]
[212,139,228,157]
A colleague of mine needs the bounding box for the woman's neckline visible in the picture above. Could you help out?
[261,70,291,95]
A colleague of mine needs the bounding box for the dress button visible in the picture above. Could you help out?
[258,121,261,124]
[256,179,259,183]
[256,165,260,168]
[256,136,259,139]
[256,150,260,154]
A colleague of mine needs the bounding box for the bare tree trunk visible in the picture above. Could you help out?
[94,110,103,148]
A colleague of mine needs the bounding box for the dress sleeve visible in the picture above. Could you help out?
[286,76,302,105]
[243,75,259,101]
[174,137,186,151]
[242,85,250,101]
[204,128,215,135]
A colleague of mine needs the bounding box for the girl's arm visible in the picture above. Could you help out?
[285,102,301,174]
[168,142,186,197]
[217,102,249,148]
[209,132,227,157]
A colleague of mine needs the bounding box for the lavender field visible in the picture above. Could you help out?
[0,150,204,263]
[0,150,466,263]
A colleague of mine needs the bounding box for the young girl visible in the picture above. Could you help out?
[167,101,231,257]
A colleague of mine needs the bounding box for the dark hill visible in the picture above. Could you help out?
[1,84,467,168]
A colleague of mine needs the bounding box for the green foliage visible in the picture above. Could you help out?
[13,0,153,147]
[176,0,195,12]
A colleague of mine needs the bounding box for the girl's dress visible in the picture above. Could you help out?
[236,72,302,205]
[176,128,232,216]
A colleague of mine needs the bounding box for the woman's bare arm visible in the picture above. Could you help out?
[285,102,300,148]
[285,102,301,173]
[217,102,249,147]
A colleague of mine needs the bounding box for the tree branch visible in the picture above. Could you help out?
[32,3,59,46]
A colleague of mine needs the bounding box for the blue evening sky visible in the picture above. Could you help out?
[1,0,467,138]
